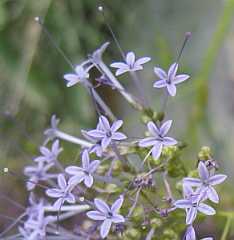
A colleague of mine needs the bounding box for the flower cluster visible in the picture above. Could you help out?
[2,14,228,240]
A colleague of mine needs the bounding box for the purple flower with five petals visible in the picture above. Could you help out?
[86,115,127,150]
[110,52,151,76]
[34,140,62,164]
[174,195,216,225]
[139,120,177,160]
[87,196,125,239]
[46,174,75,209]
[64,65,89,87]
[153,63,190,96]
[183,161,227,203]
[65,150,100,188]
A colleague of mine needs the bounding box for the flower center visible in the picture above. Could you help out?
[106,131,112,138]
[107,211,113,218]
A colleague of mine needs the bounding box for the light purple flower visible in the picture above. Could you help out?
[86,115,127,150]
[183,161,227,203]
[46,174,75,209]
[139,120,177,159]
[24,161,54,191]
[44,115,60,144]
[174,196,216,225]
[110,51,151,76]
[64,65,89,87]
[34,140,62,164]
[153,63,190,96]
[87,196,125,238]
[66,150,100,188]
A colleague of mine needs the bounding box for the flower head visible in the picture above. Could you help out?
[66,150,100,188]
[24,161,54,191]
[139,120,177,159]
[174,193,216,225]
[34,140,62,164]
[153,63,189,96]
[87,196,125,238]
[110,51,151,76]
[46,174,75,209]
[183,161,227,203]
[86,115,127,150]
[64,65,89,87]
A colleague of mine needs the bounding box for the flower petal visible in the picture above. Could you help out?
[173,74,190,84]
[198,162,209,181]
[135,57,151,66]
[84,175,94,188]
[82,150,90,170]
[174,199,192,209]
[153,80,167,88]
[208,174,227,186]
[139,137,157,147]
[184,225,196,240]
[154,67,167,79]
[147,121,160,136]
[100,219,112,239]
[111,196,124,213]
[68,174,85,186]
[94,199,110,214]
[126,52,135,66]
[112,214,125,223]
[46,189,63,198]
[183,178,202,187]
[167,84,177,96]
[111,120,123,132]
[88,160,100,173]
[86,130,105,139]
[159,120,172,136]
[198,203,216,215]
[116,68,129,76]
[87,210,106,220]
[110,62,128,69]
[186,207,197,225]
[112,132,127,140]
[53,198,64,210]
[65,166,83,175]
[168,62,178,80]
[163,137,177,146]
[58,174,67,189]
[101,137,111,149]
[152,142,163,160]
[207,187,219,203]
[99,116,111,131]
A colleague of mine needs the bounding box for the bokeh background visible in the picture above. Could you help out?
[0,0,234,238]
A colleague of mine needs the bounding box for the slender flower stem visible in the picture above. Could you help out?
[44,204,90,212]
[55,130,93,148]
[127,187,142,218]
[98,60,144,111]
[162,172,174,202]
[221,216,232,240]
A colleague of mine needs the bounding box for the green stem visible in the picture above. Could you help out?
[221,216,232,240]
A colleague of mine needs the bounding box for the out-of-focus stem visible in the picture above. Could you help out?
[221,216,232,240]
[44,204,90,212]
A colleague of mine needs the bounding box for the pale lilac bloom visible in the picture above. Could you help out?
[153,63,190,96]
[46,174,75,209]
[87,196,125,238]
[86,115,127,150]
[64,65,89,87]
[110,51,151,76]
[183,161,227,203]
[24,161,54,190]
[91,42,110,64]
[139,120,177,159]
[174,194,216,225]
[66,150,100,188]
[34,140,62,164]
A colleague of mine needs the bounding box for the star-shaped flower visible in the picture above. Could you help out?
[139,120,177,159]
[65,150,100,188]
[153,63,190,96]
[110,52,151,76]
[64,65,89,87]
[86,115,127,150]
[46,174,75,209]
[34,140,62,164]
[174,195,216,225]
[24,162,54,191]
[87,197,125,239]
[183,161,227,203]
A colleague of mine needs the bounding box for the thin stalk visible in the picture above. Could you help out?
[221,216,232,240]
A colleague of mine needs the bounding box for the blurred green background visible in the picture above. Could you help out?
[0,0,234,238]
